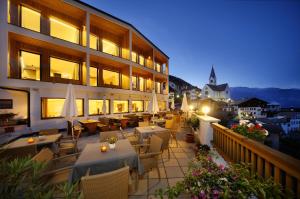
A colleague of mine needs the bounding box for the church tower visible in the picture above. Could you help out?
[209,65,217,85]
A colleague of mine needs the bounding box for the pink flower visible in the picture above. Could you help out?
[213,190,219,199]
[219,164,225,171]
[199,191,206,199]
[207,156,212,161]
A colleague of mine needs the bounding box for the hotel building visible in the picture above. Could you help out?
[0,0,169,131]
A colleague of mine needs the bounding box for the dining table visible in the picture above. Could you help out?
[108,116,130,128]
[79,119,99,134]
[69,139,141,182]
[135,126,168,143]
[1,133,62,152]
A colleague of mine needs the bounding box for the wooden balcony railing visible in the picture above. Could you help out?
[212,123,300,197]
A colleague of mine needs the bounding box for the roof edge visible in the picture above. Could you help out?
[72,0,169,59]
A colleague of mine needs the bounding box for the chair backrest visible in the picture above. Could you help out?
[155,131,171,151]
[148,135,163,153]
[0,144,37,160]
[31,147,54,163]
[99,131,118,142]
[138,121,149,127]
[39,128,59,136]
[81,166,129,199]
[165,119,173,129]
[99,117,110,125]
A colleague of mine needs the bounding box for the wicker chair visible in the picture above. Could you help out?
[39,128,59,136]
[0,144,37,160]
[119,127,139,145]
[99,131,119,142]
[81,166,130,199]
[32,147,80,185]
[133,135,163,179]
[155,130,171,159]
[138,121,149,127]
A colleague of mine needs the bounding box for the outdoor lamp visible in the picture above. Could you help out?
[189,105,194,110]
[202,106,210,116]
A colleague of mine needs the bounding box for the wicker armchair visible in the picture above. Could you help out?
[133,135,163,179]
[32,147,80,185]
[155,130,171,159]
[119,127,139,145]
[58,127,82,155]
[99,131,119,142]
[138,121,149,127]
[165,118,179,147]
[81,166,130,199]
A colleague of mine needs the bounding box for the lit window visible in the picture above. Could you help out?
[50,17,79,44]
[155,63,161,72]
[90,34,98,50]
[158,101,166,111]
[20,51,40,80]
[132,76,137,90]
[132,101,143,112]
[113,100,128,113]
[41,98,83,118]
[102,39,119,56]
[90,67,98,86]
[146,78,152,92]
[139,77,145,91]
[131,52,137,62]
[156,82,161,93]
[88,99,109,115]
[21,6,40,32]
[50,57,79,80]
[146,58,152,68]
[122,74,129,89]
[121,48,129,59]
[139,55,144,66]
[7,0,10,23]
[103,70,119,86]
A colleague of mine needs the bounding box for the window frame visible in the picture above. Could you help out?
[49,56,81,81]
[41,97,84,119]
[101,39,120,57]
[19,49,41,81]
[113,100,129,114]
[102,68,121,88]
[89,66,98,87]
[88,99,110,116]
[20,5,41,33]
[132,100,144,113]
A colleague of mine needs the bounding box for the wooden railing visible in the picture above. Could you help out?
[212,123,300,198]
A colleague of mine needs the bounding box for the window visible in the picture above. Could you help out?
[139,77,145,91]
[7,0,10,23]
[41,98,83,118]
[102,39,119,56]
[121,48,129,59]
[90,67,98,86]
[50,57,79,80]
[139,55,144,66]
[145,58,152,68]
[132,101,143,112]
[50,17,79,44]
[158,101,166,111]
[103,70,120,86]
[21,6,40,32]
[20,51,40,80]
[155,63,161,72]
[90,34,99,50]
[131,52,137,62]
[156,82,161,94]
[146,78,152,91]
[113,100,128,113]
[132,76,137,90]
[88,99,109,115]
[145,101,149,111]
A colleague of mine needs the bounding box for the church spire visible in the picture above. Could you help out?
[209,65,217,85]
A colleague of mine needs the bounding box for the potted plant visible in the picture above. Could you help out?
[231,122,268,143]
[185,116,200,143]
[107,136,118,149]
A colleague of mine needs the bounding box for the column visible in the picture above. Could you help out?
[129,29,132,60]
[197,114,220,146]
[129,65,132,90]
[85,12,90,86]
[0,0,8,82]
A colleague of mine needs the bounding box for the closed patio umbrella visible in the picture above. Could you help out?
[171,98,175,110]
[147,90,159,121]
[181,93,189,112]
[102,96,107,115]
[61,84,78,136]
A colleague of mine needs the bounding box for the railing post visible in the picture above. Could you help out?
[195,115,220,147]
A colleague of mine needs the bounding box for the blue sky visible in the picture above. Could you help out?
[82,0,300,89]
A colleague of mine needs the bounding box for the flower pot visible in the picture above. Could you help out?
[109,143,116,149]
[186,133,195,143]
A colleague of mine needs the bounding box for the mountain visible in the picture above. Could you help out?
[169,75,200,92]
[230,87,300,108]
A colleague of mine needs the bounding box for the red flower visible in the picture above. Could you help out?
[231,124,238,129]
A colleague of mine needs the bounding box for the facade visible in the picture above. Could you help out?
[237,98,268,119]
[201,66,230,102]
[0,0,169,131]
